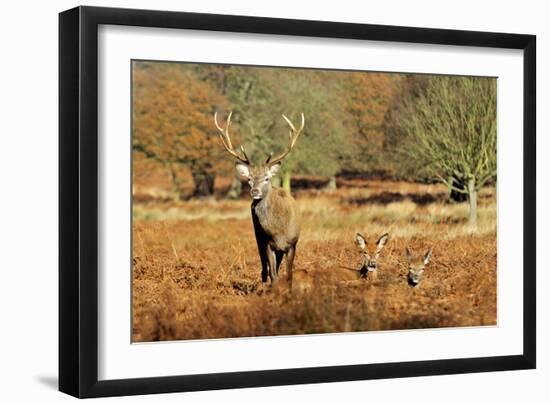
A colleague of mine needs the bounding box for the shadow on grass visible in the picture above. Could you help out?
[345,191,450,206]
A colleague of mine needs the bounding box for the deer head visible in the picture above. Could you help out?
[355,232,389,277]
[215,112,304,200]
[405,247,433,287]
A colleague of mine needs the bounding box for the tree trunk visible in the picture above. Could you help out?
[226,176,242,199]
[323,175,337,191]
[216,65,228,95]
[467,177,477,225]
[282,171,292,193]
[191,170,216,197]
[168,164,184,201]
[449,176,467,202]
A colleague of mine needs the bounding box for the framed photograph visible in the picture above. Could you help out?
[59,6,536,398]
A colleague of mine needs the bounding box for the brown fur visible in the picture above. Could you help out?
[291,233,389,292]
[406,247,433,287]
[253,188,300,251]
[248,170,301,288]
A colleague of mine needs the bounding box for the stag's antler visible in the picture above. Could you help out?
[214,112,251,165]
[266,113,305,165]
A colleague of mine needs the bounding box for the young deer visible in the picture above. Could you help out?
[291,232,390,292]
[215,112,304,289]
[355,232,390,279]
[405,247,433,287]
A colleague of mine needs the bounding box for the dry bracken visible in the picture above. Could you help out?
[132,179,496,342]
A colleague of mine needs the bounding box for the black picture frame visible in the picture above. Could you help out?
[59,5,536,398]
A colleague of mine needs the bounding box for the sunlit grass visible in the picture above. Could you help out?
[134,183,496,241]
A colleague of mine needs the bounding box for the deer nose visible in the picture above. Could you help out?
[250,188,262,198]
[408,277,419,287]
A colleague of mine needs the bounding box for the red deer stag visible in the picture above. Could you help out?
[215,112,304,289]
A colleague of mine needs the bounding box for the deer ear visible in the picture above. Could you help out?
[235,162,250,179]
[423,247,433,265]
[376,233,389,253]
[267,162,281,177]
[355,233,366,250]
[405,247,412,263]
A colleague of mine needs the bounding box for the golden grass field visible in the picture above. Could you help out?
[132,178,496,342]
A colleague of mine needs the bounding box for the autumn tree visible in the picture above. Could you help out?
[344,72,404,174]
[132,62,228,198]
[223,66,352,192]
[395,76,497,224]
[190,65,406,193]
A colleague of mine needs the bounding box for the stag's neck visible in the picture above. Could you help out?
[251,191,270,217]
[252,186,293,222]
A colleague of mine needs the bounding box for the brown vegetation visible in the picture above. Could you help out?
[132,179,496,342]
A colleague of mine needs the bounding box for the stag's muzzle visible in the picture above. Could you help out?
[250,188,262,199]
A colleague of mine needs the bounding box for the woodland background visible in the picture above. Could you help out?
[132,62,496,224]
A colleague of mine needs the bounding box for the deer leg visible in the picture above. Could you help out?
[266,245,278,286]
[286,245,296,291]
[259,245,268,287]
[275,251,284,275]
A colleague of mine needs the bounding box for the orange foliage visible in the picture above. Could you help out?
[132,62,229,187]
[346,72,403,151]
